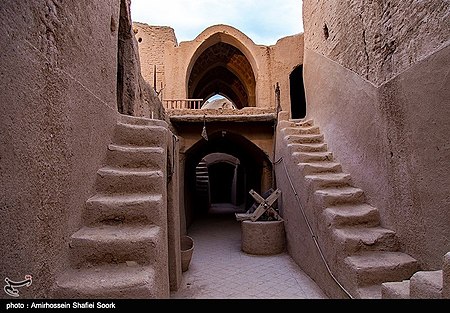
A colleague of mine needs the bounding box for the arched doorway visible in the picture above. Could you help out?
[187,41,257,109]
[290,65,307,119]
[201,153,241,206]
[184,131,272,228]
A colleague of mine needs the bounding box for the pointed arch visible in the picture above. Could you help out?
[185,25,259,108]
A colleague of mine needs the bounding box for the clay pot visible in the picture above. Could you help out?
[181,235,194,272]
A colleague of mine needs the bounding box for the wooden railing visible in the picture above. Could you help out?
[163,99,204,109]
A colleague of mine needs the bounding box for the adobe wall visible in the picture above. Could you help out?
[133,23,304,112]
[132,23,177,97]
[0,0,162,298]
[117,6,165,119]
[303,0,449,86]
[301,0,450,269]
[270,34,305,114]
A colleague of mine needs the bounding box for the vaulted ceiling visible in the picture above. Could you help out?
[188,42,256,109]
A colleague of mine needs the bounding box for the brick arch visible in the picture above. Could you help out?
[187,31,257,108]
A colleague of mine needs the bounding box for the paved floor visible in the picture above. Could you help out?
[170,204,328,299]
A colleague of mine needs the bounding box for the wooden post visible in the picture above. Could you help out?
[153,65,157,91]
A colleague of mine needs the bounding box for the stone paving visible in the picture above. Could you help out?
[170,204,328,299]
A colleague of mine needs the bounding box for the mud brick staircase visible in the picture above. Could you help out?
[53,115,170,298]
[382,251,450,299]
[277,118,421,299]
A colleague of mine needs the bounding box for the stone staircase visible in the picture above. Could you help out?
[195,160,209,196]
[277,118,420,299]
[382,252,450,299]
[194,159,210,212]
[53,115,170,298]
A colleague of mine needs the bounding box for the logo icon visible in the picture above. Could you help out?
[4,275,32,297]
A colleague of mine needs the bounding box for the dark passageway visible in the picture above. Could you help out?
[184,130,273,229]
[290,65,306,119]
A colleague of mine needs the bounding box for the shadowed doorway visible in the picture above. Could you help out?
[184,130,272,229]
[290,65,306,119]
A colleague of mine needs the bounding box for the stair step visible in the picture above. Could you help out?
[284,134,324,144]
[356,284,383,299]
[298,162,342,175]
[113,123,168,147]
[332,226,399,254]
[292,151,333,163]
[280,119,315,129]
[277,120,297,128]
[344,251,419,287]
[106,144,165,169]
[305,172,351,189]
[289,118,314,127]
[281,126,320,136]
[315,187,365,206]
[381,280,410,299]
[95,167,164,193]
[70,224,161,267]
[410,270,443,299]
[53,263,160,299]
[288,143,328,153]
[84,194,164,226]
[323,203,380,227]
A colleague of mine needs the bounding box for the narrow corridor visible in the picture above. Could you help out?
[170,204,328,299]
